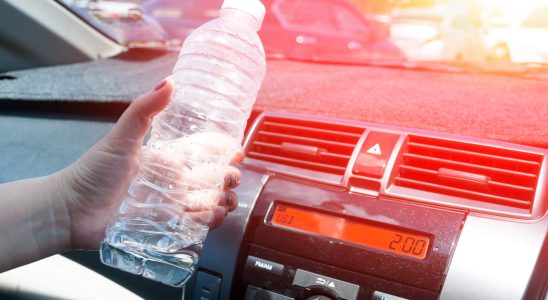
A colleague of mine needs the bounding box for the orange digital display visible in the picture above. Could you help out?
[271,204,430,259]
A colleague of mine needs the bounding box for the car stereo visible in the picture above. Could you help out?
[232,176,466,300]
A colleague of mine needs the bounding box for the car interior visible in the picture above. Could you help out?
[0,0,546,299]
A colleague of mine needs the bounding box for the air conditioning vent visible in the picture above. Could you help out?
[246,116,364,175]
[394,135,543,210]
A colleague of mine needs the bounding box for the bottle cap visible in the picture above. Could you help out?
[222,0,266,26]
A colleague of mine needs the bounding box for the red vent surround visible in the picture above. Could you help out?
[243,112,547,219]
[393,135,543,212]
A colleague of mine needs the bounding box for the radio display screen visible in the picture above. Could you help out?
[271,204,430,259]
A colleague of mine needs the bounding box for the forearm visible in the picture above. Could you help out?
[0,171,71,272]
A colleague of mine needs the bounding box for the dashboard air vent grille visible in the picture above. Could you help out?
[395,135,543,210]
[246,116,364,175]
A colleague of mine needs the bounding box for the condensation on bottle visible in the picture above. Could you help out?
[100,0,266,287]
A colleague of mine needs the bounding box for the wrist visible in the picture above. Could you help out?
[57,161,122,250]
[33,170,74,254]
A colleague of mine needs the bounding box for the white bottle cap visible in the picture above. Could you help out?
[221,0,266,25]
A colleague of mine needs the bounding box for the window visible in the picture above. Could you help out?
[451,15,475,31]
[277,0,338,31]
[330,3,368,34]
[522,7,548,28]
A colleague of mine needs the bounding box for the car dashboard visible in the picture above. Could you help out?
[0,0,547,297]
[187,111,547,300]
[0,53,547,300]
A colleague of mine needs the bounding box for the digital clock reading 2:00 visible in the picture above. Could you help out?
[271,204,430,259]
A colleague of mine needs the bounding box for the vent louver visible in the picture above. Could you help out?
[394,135,543,210]
[246,116,364,175]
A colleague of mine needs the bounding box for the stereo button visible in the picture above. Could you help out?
[352,132,400,178]
[306,296,333,300]
[245,285,294,300]
[372,291,408,300]
[246,255,284,275]
[194,271,221,300]
[292,269,359,300]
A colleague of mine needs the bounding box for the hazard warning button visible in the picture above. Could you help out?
[352,132,400,178]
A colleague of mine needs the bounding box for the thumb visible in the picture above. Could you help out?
[106,77,174,151]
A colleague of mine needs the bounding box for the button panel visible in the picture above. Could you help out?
[292,269,359,300]
[352,132,400,178]
[245,285,294,300]
[246,255,285,275]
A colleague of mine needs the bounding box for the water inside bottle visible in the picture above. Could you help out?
[100,217,203,287]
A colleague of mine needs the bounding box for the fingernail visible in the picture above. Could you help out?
[226,175,235,188]
[154,79,167,91]
[228,174,240,188]
[225,174,234,189]
[225,193,235,207]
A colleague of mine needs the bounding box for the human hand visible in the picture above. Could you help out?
[59,78,242,250]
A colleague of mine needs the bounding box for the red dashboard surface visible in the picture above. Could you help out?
[255,60,548,148]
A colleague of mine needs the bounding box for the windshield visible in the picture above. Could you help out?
[58,0,548,73]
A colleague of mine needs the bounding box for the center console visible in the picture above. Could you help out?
[233,177,465,300]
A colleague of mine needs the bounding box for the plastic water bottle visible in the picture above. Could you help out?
[100,0,266,287]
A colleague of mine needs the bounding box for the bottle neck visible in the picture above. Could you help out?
[220,8,262,32]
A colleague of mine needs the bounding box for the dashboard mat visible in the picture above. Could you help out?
[1,50,547,148]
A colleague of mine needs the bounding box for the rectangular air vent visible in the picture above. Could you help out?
[394,135,543,210]
[246,116,364,175]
